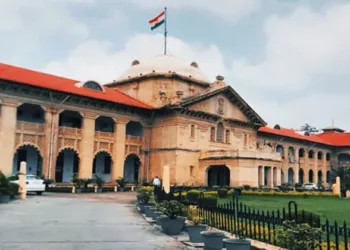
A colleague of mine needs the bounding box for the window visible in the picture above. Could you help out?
[190,124,195,138]
[225,129,230,143]
[190,166,194,176]
[244,134,248,147]
[210,127,215,141]
[83,81,103,91]
[216,123,224,142]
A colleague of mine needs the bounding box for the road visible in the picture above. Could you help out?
[0,192,187,250]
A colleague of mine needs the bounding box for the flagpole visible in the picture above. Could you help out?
[164,7,167,55]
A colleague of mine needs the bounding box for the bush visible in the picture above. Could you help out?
[202,194,217,206]
[242,190,338,197]
[217,188,228,198]
[243,185,251,190]
[287,210,321,227]
[137,189,151,204]
[203,191,218,197]
[275,220,321,250]
[159,200,186,219]
[187,189,201,202]
[138,186,154,193]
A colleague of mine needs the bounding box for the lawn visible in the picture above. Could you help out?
[219,195,350,223]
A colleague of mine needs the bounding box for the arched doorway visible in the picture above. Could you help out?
[123,154,140,183]
[207,165,230,187]
[299,169,304,184]
[288,168,294,184]
[308,169,314,183]
[55,148,79,182]
[317,170,322,184]
[93,151,112,182]
[13,145,43,176]
[126,121,143,136]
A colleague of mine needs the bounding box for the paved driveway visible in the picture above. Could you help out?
[0,193,187,250]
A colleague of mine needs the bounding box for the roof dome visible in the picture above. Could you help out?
[117,55,209,82]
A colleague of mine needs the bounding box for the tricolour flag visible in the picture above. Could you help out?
[149,10,165,31]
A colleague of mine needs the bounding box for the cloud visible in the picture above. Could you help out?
[43,33,226,83]
[127,0,262,23]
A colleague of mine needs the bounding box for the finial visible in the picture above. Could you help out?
[216,75,224,81]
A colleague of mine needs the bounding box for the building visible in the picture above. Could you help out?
[0,55,349,187]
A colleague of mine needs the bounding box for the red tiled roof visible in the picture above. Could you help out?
[0,63,153,110]
[258,126,350,146]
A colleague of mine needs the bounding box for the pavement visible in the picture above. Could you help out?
[0,192,188,250]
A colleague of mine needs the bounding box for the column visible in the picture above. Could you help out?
[113,122,126,180]
[0,100,18,176]
[276,168,282,186]
[267,167,273,188]
[79,114,95,178]
[294,147,299,183]
[43,107,59,179]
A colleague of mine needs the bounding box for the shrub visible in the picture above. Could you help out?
[187,189,201,202]
[9,182,19,196]
[203,191,218,197]
[93,175,105,188]
[241,190,338,197]
[243,185,251,190]
[137,189,151,204]
[138,186,154,193]
[187,205,203,225]
[217,188,228,198]
[287,210,321,227]
[202,194,217,206]
[159,200,186,219]
[275,220,321,250]
[116,177,126,188]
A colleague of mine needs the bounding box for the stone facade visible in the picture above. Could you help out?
[0,56,349,187]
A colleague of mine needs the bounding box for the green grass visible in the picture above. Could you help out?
[219,195,350,223]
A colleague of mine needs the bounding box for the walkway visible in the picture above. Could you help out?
[0,192,187,250]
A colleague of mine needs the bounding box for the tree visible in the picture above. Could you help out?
[300,123,318,133]
[331,165,350,196]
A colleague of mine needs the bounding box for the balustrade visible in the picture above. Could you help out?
[16,121,45,133]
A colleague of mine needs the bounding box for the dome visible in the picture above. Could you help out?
[117,55,209,82]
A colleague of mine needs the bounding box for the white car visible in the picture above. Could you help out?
[9,174,46,195]
[302,183,318,190]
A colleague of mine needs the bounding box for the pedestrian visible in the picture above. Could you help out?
[153,176,161,187]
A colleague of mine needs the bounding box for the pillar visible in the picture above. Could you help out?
[19,161,27,200]
[258,166,264,186]
[0,100,18,176]
[79,114,95,178]
[267,167,273,188]
[163,165,170,193]
[43,107,59,179]
[113,122,126,180]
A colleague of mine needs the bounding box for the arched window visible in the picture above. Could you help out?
[83,81,103,91]
[216,123,224,142]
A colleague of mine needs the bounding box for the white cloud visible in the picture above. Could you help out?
[127,0,262,23]
[43,33,226,83]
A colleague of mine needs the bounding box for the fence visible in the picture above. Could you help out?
[189,193,350,250]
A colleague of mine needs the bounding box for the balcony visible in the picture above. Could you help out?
[125,135,142,144]
[16,121,45,134]
[58,127,82,137]
[95,131,115,141]
[200,149,282,161]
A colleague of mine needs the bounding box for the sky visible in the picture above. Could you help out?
[1,0,350,131]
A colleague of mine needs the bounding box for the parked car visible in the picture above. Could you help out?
[302,183,318,190]
[9,174,45,195]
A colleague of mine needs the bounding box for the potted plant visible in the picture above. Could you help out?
[0,171,11,204]
[116,177,126,192]
[200,230,225,250]
[158,200,187,235]
[186,205,207,243]
[82,178,94,188]
[223,230,251,250]
[152,202,165,222]
[72,175,84,193]
[137,189,151,213]
[94,175,105,193]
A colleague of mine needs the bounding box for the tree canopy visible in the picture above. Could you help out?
[300,123,318,133]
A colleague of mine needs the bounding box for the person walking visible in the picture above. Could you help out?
[153,176,161,186]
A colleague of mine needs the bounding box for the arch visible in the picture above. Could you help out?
[83,80,103,91]
[288,168,294,184]
[13,144,43,176]
[207,165,230,186]
[276,145,284,157]
[326,171,331,183]
[123,153,141,183]
[126,121,143,136]
[326,153,331,161]
[216,122,224,142]
[93,151,113,182]
[59,110,83,128]
[308,169,314,183]
[55,148,80,182]
[317,151,323,160]
[95,116,115,133]
[317,170,323,184]
[288,146,295,162]
[308,150,314,159]
[15,143,43,157]
[299,168,304,184]
[299,148,305,158]
[17,103,45,123]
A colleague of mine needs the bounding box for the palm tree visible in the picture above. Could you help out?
[331,165,350,197]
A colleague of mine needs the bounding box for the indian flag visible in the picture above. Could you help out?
[149,10,165,31]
